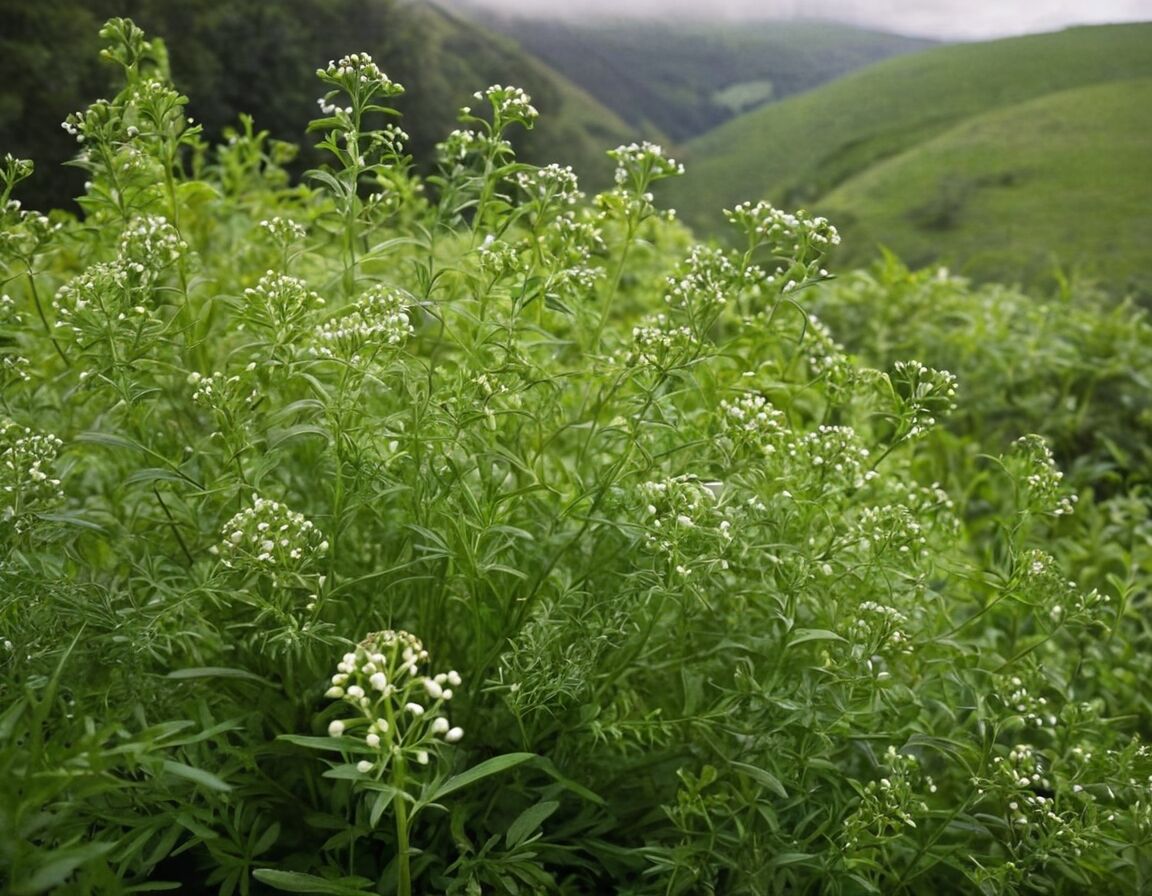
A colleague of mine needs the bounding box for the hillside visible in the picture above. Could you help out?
[0,0,637,211]
[474,16,936,142]
[819,79,1152,293]
[664,22,1152,287]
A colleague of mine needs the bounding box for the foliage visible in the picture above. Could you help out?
[2,20,1151,896]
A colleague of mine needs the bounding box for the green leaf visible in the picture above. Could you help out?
[279,734,374,755]
[426,752,536,803]
[768,851,817,868]
[369,785,398,827]
[787,628,846,647]
[161,760,232,792]
[252,870,376,895]
[13,842,115,895]
[506,800,559,849]
[730,761,788,798]
[166,666,277,687]
[125,467,193,485]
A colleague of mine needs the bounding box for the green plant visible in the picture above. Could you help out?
[1,19,1150,896]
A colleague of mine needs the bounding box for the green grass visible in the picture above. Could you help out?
[666,22,1152,287]
[819,78,1152,293]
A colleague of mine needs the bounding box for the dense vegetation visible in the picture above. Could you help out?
[666,23,1152,293]
[0,0,633,211]
[2,19,1151,896]
[470,15,935,142]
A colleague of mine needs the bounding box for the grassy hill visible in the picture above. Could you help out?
[473,16,935,142]
[820,78,1152,293]
[0,0,637,210]
[664,23,1152,288]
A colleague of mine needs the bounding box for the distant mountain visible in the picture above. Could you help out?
[0,0,637,211]
[664,23,1152,292]
[470,15,937,142]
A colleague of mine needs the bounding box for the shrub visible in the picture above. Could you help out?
[1,19,1149,896]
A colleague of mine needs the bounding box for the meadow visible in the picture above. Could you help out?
[2,19,1151,896]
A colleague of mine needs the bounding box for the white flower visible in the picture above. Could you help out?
[405,702,425,716]
[369,672,388,691]
[431,717,450,736]
[328,720,346,737]
[423,678,444,699]
[366,733,381,748]
[445,727,464,743]
[356,760,374,774]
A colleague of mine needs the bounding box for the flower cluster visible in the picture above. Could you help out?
[724,200,841,258]
[664,245,738,317]
[312,283,413,361]
[258,216,307,246]
[842,747,930,850]
[437,128,489,164]
[117,214,187,272]
[475,237,525,279]
[637,475,731,573]
[213,495,328,581]
[888,360,958,439]
[999,672,1058,730]
[1010,434,1077,516]
[515,163,583,210]
[798,314,855,397]
[788,425,878,493]
[848,504,928,561]
[317,53,404,100]
[325,630,463,773]
[0,294,30,385]
[187,369,258,415]
[53,261,158,344]
[52,214,187,355]
[1,420,64,534]
[1015,548,1108,629]
[240,271,324,341]
[849,601,913,654]
[718,392,791,457]
[473,84,538,130]
[626,314,695,370]
[609,142,685,192]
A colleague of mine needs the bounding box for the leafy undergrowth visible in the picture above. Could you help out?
[1,19,1150,896]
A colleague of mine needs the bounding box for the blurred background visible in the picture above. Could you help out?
[3,0,1149,295]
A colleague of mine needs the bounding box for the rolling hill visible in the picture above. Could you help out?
[819,78,1152,293]
[663,22,1152,289]
[472,15,936,142]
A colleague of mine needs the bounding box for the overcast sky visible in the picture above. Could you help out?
[448,0,1152,39]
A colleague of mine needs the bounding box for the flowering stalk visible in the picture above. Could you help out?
[323,630,463,896]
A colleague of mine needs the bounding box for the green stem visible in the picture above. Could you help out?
[26,272,70,367]
[593,214,639,350]
[393,764,412,896]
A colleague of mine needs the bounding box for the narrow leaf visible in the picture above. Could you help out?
[252,869,375,895]
[506,800,559,849]
[161,760,232,792]
[427,752,535,802]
